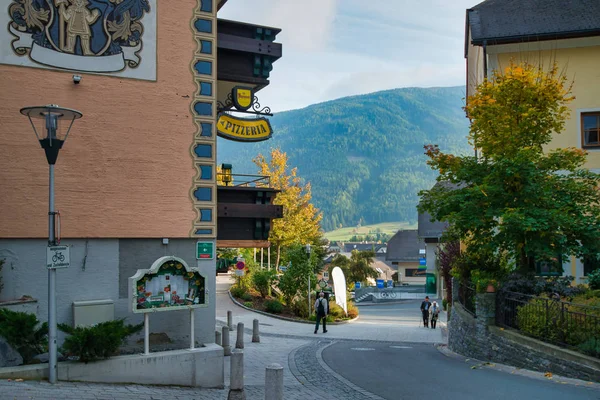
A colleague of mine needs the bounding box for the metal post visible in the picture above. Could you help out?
[252,319,260,343]
[190,309,195,350]
[268,247,271,271]
[261,248,264,269]
[48,164,57,384]
[144,313,150,355]
[308,275,311,316]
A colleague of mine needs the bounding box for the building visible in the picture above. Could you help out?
[465,0,600,282]
[386,230,426,285]
[0,0,282,385]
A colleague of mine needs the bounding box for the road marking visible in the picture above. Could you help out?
[390,346,413,349]
[351,348,376,351]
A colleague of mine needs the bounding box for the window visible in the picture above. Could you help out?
[535,256,562,277]
[584,255,600,276]
[582,112,600,148]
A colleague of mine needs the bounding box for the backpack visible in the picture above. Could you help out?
[317,298,325,315]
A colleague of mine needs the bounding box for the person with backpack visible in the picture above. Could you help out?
[429,300,440,329]
[314,291,328,334]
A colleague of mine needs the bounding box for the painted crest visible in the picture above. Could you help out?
[232,86,254,111]
[4,0,156,78]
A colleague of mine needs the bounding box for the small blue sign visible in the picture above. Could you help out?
[388,280,394,288]
[355,282,361,289]
[419,258,427,266]
[279,266,287,272]
[376,279,384,289]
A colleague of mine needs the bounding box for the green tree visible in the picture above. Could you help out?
[277,245,314,305]
[329,250,378,287]
[254,149,323,268]
[419,62,600,272]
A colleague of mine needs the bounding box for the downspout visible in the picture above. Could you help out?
[483,39,488,79]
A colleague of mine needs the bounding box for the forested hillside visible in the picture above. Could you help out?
[217,86,470,232]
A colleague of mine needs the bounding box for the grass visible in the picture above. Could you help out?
[324,221,417,242]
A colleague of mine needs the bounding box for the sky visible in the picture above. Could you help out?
[220,0,477,112]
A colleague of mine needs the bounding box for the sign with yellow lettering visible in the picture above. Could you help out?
[217,114,273,142]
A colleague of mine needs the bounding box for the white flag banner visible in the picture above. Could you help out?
[331,267,347,315]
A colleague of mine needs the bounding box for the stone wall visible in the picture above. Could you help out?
[448,282,600,381]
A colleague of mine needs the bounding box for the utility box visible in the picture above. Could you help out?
[72,299,114,327]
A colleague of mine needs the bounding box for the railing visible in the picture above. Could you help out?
[496,290,600,356]
[457,281,476,317]
[217,173,270,188]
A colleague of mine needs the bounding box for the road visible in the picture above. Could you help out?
[321,340,600,400]
[357,300,435,329]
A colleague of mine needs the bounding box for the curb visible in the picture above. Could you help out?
[435,344,600,389]
[227,290,359,325]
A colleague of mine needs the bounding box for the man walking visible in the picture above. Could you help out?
[314,291,328,334]
[420,296,431,328]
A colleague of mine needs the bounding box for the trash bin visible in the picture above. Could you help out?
[426,273,436,295]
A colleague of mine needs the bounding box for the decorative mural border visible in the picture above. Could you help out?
[189,0,217,239]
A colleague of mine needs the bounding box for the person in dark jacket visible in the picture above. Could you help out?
[420,296,431,328]
[314,291,328,334]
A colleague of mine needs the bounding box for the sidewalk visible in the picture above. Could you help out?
[216,274,446,344]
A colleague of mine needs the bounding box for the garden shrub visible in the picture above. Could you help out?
[587,269,600,290]
[243,301,253,308]
[0,308,48,364]
[252,270,277,298]
[442,299,448,311]
[502,273,585,299]
[328,302,345,319]
[308,314,334,322]
[347,308,358,319]
[0,259,4,295]
[291,297,309,319]
[578,338,600,358]
[264,300,283,314]
[58,319,143,363]
[241,293,253,302]
[230,285,246,298]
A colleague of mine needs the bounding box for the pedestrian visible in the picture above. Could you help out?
[429,300,440,329]
[420,296,431,328]
[314,291,328,334]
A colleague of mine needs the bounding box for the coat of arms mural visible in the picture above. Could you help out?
[1,0,157,80]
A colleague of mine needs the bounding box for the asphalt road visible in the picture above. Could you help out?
[357,300,435,328]
[322,341,600,400]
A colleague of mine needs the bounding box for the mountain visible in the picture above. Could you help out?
[217,86,471,232]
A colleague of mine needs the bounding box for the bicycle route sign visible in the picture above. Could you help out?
[46,245,70,269]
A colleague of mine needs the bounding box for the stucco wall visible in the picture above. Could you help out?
[488,41,600,169]
[0,238,216,347]
[0,0,199,239]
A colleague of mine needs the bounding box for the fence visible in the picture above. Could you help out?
[457,281,476,317]
[496,290,600,356]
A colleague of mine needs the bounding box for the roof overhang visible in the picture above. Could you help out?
[217,18,282,105]
[471,29,600,47]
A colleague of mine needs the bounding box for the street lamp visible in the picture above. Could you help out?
[221,163,232,186]
[20,104,82,384]
[306,244,312,315]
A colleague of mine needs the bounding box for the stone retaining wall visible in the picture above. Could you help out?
[448,281,600,382]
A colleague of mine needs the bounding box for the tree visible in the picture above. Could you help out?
[277,245,314,305]
[254,149,323,267]
[329,250,378,288]
[419,62,600,273]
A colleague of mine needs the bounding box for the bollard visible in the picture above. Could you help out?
[236,322,244,349]
[228,310,234,331]
[222,326,231,356]
[264,363,283,400]
[227,350,245,400]
[215,330,222,346]
[252,319,260,343]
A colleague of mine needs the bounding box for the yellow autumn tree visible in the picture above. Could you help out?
[253,148,322,267]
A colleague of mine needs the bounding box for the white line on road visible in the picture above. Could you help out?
[351,348,376,351]
[390,345,413,349]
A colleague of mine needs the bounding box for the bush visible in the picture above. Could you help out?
[0,309,48,364]
[501,273,585,299]
[291,298,309,319]
[252,270,277,298]
[244,301,253,308]
[578,338,600,358]
[347,309,358,319]
[587,269,600,290]
[241,293,253,302]
[328,302,345,319]
[58,319,143,363]
[309,314,334,322]
[442,299,448,311]
[264,300,283,314]
[0,259,4,295]
[230,286,246,298]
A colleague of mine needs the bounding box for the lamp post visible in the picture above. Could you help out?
[221,163,232,186]
[306,244,311,315]
[20,105,82,384]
